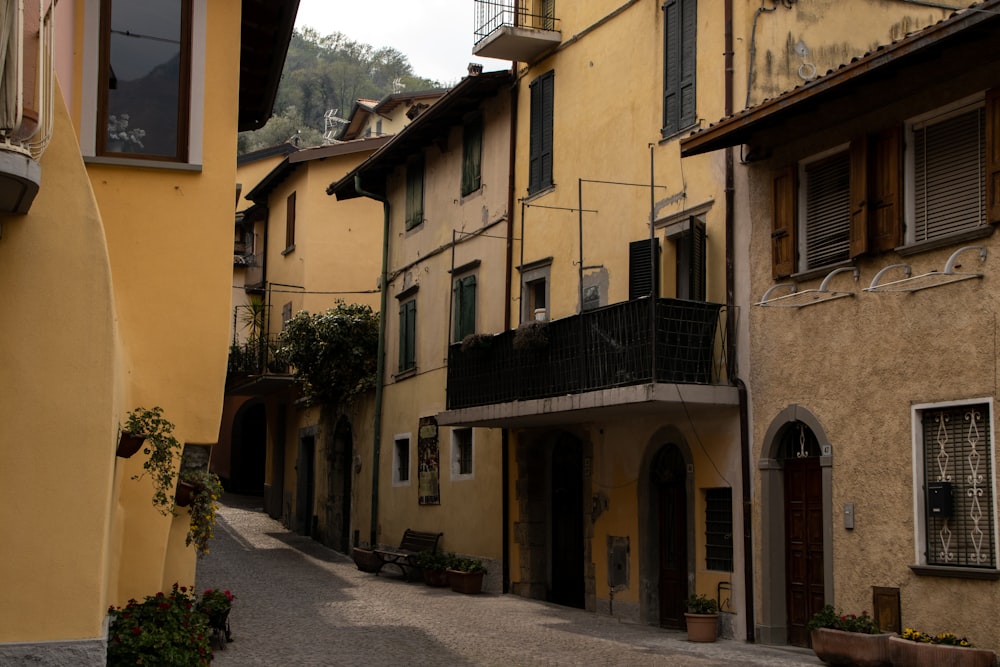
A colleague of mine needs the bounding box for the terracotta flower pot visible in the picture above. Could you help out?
[116,432,146,458]
[811,628,891,667]
[447,569,484,594]
[175,481,199,507]
[422,568,450,587]
[888,636,997,667]
[684,613,719,642]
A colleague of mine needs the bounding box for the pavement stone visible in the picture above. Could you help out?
[196,495,822,667]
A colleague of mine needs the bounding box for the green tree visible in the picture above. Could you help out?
[275,301,380,407]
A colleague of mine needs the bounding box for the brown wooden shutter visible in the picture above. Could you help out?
[870,126,902,252]
[986,87,1000,224]
[771,167,797,279]
[849,137,869,258]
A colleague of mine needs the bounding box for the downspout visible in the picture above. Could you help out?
[355,173,389,548]
[502,70,519,594]
[724,0,756,643]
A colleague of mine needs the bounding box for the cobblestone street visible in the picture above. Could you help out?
[196,496,820,666]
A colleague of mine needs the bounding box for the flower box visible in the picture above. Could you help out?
[447,568,484,594]
[888,636,997,667]
[422,568,450,587]
[811,628,891,667]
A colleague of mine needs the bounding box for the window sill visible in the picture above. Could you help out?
[524,184,555,202]
[394,367,417,381]
[790,260,855,283]
[909,564,1000,580]
[661,121,701,144]
[84,155,202,172]
[896,225,995,257]
[281,244,295,256]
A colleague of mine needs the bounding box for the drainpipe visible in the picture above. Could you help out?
[502,71,519,594]
[724,0,757,643]
[355,173,389,548]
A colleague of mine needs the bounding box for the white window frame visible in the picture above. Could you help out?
[797,143,850,272]
[903,93,987,247]
[450,428,474,481]
[911,397,998,569]
[80,0,206,168]
[392,434,411,486]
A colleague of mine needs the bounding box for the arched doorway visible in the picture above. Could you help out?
[231,402,266,494]
[653,444,688,629]
[759,406,834,647]
[549,435,585,608]
[780,423,824,647]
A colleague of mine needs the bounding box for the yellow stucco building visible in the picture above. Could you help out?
[0,0,296,662]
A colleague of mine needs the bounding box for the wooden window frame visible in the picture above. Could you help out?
[96,0,192,162]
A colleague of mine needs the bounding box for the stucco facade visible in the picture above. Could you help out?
[0,0,295,662]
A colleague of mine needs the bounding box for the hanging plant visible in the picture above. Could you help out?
[177,467,224,557]
[124,407,182,515]
[512,320,549,351]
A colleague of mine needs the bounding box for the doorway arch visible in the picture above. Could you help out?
[758,405,834,646]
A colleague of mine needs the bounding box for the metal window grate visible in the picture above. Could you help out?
[922,405,995,568]
[705,487,733,572]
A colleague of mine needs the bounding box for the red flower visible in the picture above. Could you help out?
[131,627,142,635]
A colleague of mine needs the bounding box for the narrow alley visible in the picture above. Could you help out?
[196,496,820,667]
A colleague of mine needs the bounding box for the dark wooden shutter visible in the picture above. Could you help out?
[529,72,554,194]
[285,191,296,249]
[678,0,697,130]
[399,300,416,371]
[987,87,1000,224]
[462,115,482,196]
[406,156,424,229]
[688,218,706,301]
[870,126,902,252]
[849,137,869,258]
[771,167,797,278]
[662,0,696,135]
[453,276,476,341]
[629,238,660,300]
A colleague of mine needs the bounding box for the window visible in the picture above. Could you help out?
[453,274,477,342]
[629,238,660,300]
[520,259,551,322]
[908,98,988,244]
[705,488,733,571]
[284,191,296,252]
[98,0,192,160]
[398,298,416,372]
[528,71,554,195]
[662,0,696,137]
[914,401,996,569]
[462,114,483,196]
[672,217,706,301]
[800,148,851,270]
[393,435,411,485]
[451,428,474,479]
[405,155,424,230]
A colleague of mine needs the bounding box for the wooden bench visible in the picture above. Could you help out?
[373,529,443,580]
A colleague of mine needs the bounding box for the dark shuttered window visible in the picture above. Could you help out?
[453,274,477,342]
[405,155,425,230]
[676,217,706,301]
[662,0,696,137]
[529,71,554,194]
[629,238,660,300]
[462,115,483,196]
[398,299,416,372]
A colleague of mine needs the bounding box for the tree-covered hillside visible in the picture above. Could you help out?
[238,28,442,154]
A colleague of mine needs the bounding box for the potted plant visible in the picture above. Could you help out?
[447,557,487,594]
[889,627,997,667]
[808,605,890,667]
[197,588,235,649]
[460,332,494,353]
[684,594,719,642]
[177,467,224,557]
[107,583,212,666]
[512,320,548,351]
[413,551,453,587]
[124,407,182,515]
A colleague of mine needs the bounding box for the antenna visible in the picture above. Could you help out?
[392,78,406,94]
[322,109,348,145]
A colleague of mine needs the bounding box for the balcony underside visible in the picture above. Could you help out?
[472,26,561,62]
[0,149,40,213]
[437,381,739,428]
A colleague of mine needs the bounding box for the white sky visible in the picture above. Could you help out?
[294,0,511,86]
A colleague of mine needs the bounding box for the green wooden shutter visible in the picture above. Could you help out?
[462,116,483,196]
[663,0,696,135]
[529,72,554,194]
[453,275,477,342]
[406,156,424,230]
[399,300,416,371]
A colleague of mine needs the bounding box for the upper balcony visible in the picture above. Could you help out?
[441,297,738,427]
[0,0,54,214]
[473,0,561,63]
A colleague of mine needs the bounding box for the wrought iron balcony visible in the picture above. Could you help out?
[446,297,730,411]
[227,334,289,377]
[473,0,561,63]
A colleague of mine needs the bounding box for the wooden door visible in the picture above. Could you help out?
[784,455,824,647]
[655,445,688,629]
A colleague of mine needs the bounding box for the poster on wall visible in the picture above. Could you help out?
[418,416,440,504]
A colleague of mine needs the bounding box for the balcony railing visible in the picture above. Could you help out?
[473,0,561,62]
[227,334,289,376]
[446,298,731,411]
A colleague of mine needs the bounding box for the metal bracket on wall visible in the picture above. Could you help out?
[756,266,859,308]
[863,245,987,293]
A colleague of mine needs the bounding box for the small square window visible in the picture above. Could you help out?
[451,428,473,480]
